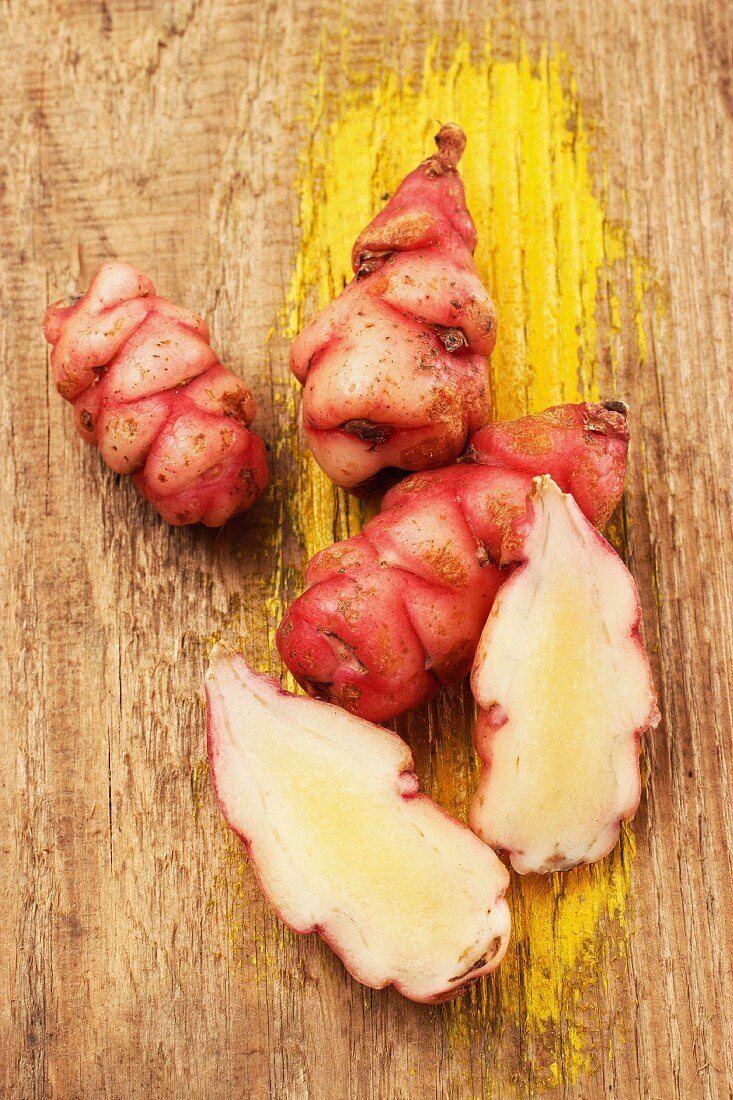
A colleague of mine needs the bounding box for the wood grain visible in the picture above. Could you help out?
[1,1,732,1097]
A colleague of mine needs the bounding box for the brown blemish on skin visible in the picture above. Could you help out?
[420,544,468,587]
[80,409,94,432]
[374,622,403,675]
[193,432,206,454]
[585,403,630,439]
[222,390,253,423]
[536,405,580,428]
[487,934,503,959]
[499,420,554,456]
[365,272,390,298]
[341,419,390,444]
[466,295,496,336]
[353,210,438,260]
[388,473,434,495]
[339,684,362,711]
[448,955,488,983]
[447,932,503,984]
[476,541,490,565]
[103,316,125,339]
[436,326,468,352]
[481,491,526,560]
[337,596,361,628]
[356,252,392,278]
[426,386,460,422]
[573,451,616,526]
[313,544,364,574]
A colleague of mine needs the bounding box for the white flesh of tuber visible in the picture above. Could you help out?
[207,645,511,1002]
[470,476,659,874]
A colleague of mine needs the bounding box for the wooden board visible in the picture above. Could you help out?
[1,1,732,1097]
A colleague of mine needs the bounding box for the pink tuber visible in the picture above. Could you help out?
[290,124,497,494]
[277,402,629,722]
[43,262,268,526]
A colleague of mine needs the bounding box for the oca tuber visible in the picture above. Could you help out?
[470,476,659,873]
[277,402,629,722]
[291,124,496,493]
[43,263,268,526]
[206,644,511,1003]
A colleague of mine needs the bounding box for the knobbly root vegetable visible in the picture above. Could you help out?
[290,123,497,493]
[43,262,268,526]
[277,402,629,722]
[470,476,659,874]
[469,399,630,528]
[206,645,511,1003]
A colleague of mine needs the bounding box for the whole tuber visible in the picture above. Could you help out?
[291,124,497,493]
[206,644,511,1003]
[43,263,268,526]
[277,402,629,722]
[469,476,659,873]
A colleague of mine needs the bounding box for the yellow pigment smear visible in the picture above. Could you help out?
[282,32,654,1094]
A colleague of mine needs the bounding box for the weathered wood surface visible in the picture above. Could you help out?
[1,1,732,1097]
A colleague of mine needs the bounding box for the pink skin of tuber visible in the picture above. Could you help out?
[469,399,630,529]
[469,476,660,874]
[206,644,511,1003]
[43,263,268,526]
[291,123,497,494]
[277,402,630,723]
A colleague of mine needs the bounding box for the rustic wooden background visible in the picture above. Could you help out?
[1,1,732,1097]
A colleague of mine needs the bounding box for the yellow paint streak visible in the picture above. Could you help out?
[282,30,656,1094]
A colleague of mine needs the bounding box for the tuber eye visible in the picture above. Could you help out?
[340,419,390,444]
[435,326,468,352]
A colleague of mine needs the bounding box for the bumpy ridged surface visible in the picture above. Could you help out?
[277,403,629,722]
[290,124,496,494]
[43,262,268,526]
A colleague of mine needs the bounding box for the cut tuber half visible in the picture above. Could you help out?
[469,476,659,874]
[206,645,511,1003]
